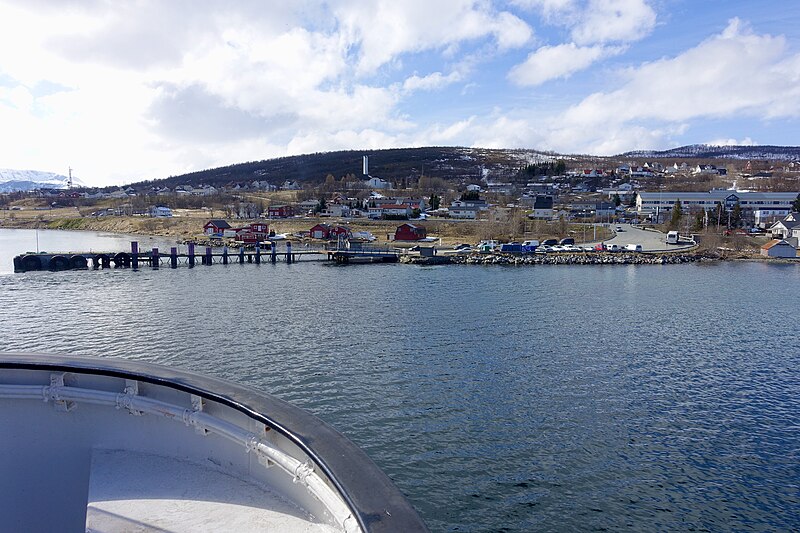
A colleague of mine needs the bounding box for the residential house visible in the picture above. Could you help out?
[394,223,427,241]
[204,220,231,236]
[769,219,800,239]
[268,205,294,218]
[449,202,479,219]
[235,222,270,244]
[149,206,173,217]
[381,204,412,219]
[321,204,351,217]
[527,196,554,219]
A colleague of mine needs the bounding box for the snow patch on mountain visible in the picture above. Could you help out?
[620,144,800,160]
[0,169,72,192]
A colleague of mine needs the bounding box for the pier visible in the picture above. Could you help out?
[12,241,403,272]
[13,241,326,272]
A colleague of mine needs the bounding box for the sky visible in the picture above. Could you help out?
[0,0,798,186]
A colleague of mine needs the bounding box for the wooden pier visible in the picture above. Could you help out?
[13,241,403,272]
[13,241,326,272]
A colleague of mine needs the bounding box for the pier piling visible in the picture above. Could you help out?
[223,246,228,265]
[239,247,245,264]
[205,247,212,266]
[151,248,159,269]
[131,241,139,270]
[188,243,195,268]
[170,247,177,269]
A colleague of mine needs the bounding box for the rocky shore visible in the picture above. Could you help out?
[402,251,712,266]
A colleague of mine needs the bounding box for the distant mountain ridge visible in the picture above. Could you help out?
[620,144,800,160]
[0,169,71,193]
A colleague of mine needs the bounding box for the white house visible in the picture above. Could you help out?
[149,206,173,217]
[366,177,392,189]
[449,202,479,219]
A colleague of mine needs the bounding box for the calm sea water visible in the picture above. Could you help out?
[1,229,798,532]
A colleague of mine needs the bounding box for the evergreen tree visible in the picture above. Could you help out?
[429,194,440,211]
[613,193,621,207]
[693,210,705,231]
[792,193,800,213]
[730,201,743,228]
[669,199,683,230]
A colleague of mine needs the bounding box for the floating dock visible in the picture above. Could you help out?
[13,241,402,272]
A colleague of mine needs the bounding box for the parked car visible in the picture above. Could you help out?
[625,243,643,252]
[615,226,624,232]
[559,237,575,245]
[541,238,559,246]
[607,243,620,252]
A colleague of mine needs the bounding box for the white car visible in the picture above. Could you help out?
[625,243,643,252]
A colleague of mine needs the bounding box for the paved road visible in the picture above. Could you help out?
[604,223,695,252]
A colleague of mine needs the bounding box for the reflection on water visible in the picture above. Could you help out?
[1,230,799,531]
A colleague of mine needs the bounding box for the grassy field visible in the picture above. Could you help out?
[0,207,613,245]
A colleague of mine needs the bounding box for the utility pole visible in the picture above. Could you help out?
[68,167,73,189]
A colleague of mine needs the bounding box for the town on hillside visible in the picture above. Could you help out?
[3,153,800,258]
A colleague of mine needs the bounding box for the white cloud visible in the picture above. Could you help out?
[508,43,624,86]
[562,19,800,127]
[706,137,756,146]
[403,71,464,92]
[526,19,800,154]
[332,0,532,73]
[570,0,657,45]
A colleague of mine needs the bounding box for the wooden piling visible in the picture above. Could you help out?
[239,247,245,264]
[255,243,261,264]
[205,247,212,266]
[170,247,178,268]
[131,241,139,270]
[151,248,159,269]
[188,243,195,267]
[223,246,228,265]
[286,242,292,264]
[271,244,277,264]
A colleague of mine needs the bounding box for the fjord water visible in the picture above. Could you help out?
[1,230,798,532]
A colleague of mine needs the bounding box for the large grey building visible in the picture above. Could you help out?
[636,190,799,222]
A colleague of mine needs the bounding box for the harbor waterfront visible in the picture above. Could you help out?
[1,229,799,531]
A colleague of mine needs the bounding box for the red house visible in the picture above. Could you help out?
[394,223,427,241]
[235,222,269,244]
[309,223,331,239]
[268,205,293,218]
[204,219,232,236]
[329,225,352,239]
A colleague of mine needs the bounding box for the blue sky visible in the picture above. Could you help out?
[0,0,798,186]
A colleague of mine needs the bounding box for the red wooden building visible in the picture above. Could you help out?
[204,219,232,236]
[268,205,294,218]
[329,225,352,239]
[235,222,270,244]
[309,223,331,239]
[394,223,427,241]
